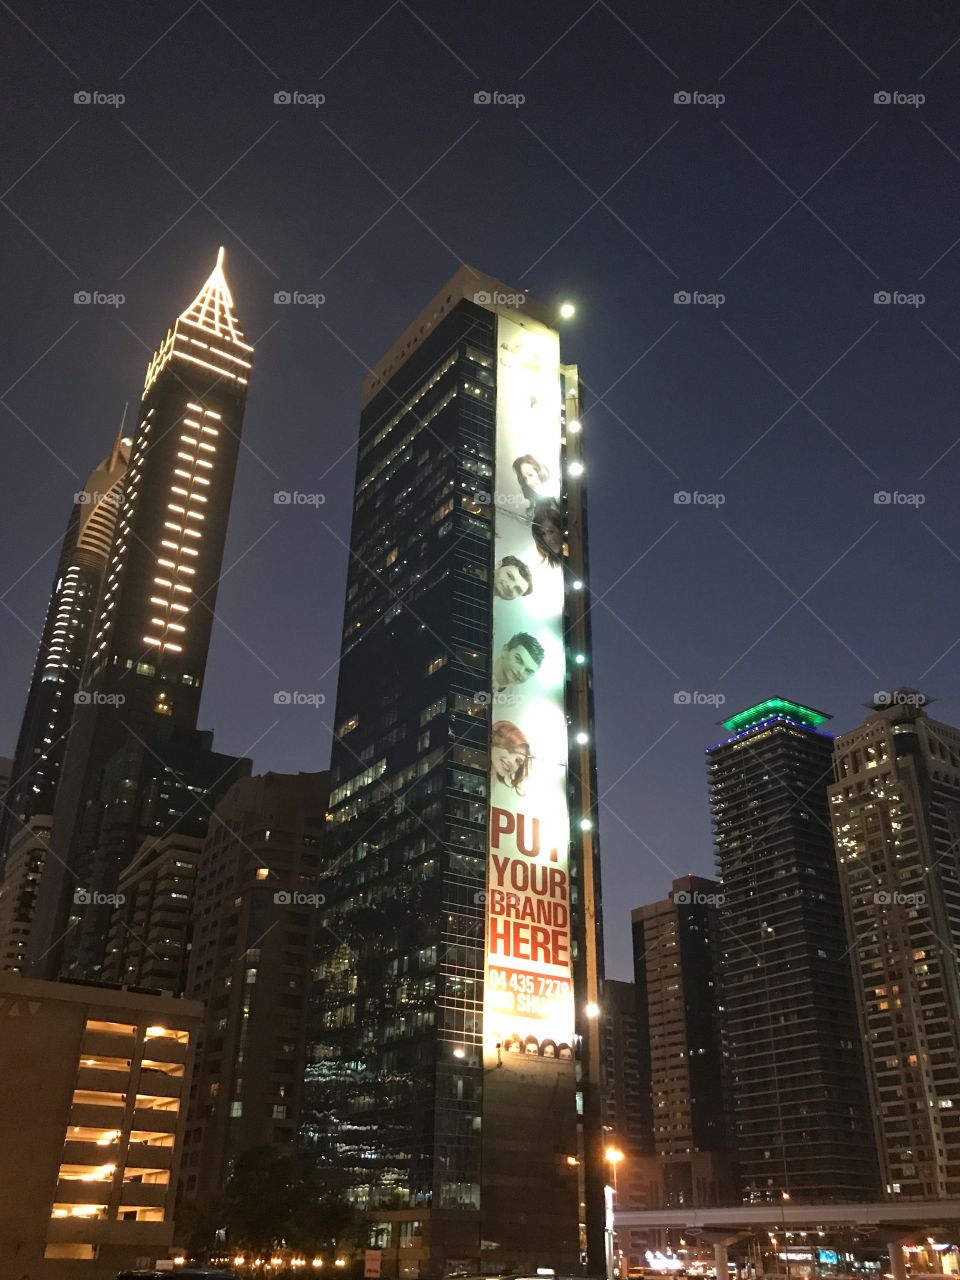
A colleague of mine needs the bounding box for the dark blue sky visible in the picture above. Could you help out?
[3,0,960,980]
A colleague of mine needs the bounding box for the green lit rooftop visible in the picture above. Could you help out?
[721,697,832,734]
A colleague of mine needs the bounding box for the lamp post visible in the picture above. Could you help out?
[605,1147,624,1280]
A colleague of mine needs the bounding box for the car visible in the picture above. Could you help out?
[116,1269,238,1280]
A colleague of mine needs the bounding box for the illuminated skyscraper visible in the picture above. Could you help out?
[30,248,254,978]
[830,693,960,1199]
[302,268,605,1276]
[0,432,130,868]
[708,697,878,1201]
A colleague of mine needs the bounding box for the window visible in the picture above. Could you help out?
[230,1102,242,1117]
[426,655,447,675]
[272,1104,287,1119]
[256,868,270,880]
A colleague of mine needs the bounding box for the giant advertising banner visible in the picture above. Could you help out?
[483,312,574,1069]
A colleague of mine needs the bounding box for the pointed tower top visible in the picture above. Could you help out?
[178,246,247,346]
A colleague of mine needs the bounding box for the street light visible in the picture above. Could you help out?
[560,301,576,319]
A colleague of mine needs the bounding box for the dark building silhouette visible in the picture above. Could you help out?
[29,249,254,978]
[631,875,734,1212]
[302,267,604,1278]
[708,697,878,1201]
[600,978,650,1268]
[180,771,328,1210]
[831,692,960,1199]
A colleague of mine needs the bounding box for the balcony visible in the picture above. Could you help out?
[76,1065,131,1093]
[119,1179,169,1209]
[70,1102,126,1131]
[136,1068,182,1098]
[81,1029,137,1059]
[55,1178,114,1204]
[47,1214,172,1247]
[132,1106,178,1132]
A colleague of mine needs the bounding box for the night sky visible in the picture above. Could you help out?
[3,1,960,981]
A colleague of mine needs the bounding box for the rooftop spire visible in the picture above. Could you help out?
[179,245,245,344]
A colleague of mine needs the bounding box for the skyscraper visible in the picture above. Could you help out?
[302,267,604,1276]
[830,692,960,1199]
[600,978,650,1268]
[630,874,734,1208]
[0,432,130,867]
[181,771,328,1211]
[30,248,254,978]
[708,697,877,1201]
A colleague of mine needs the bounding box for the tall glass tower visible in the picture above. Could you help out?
[303,268,604,1277]
[30,248,254,978]
[708,697,878,1201]
[0,430,130,869]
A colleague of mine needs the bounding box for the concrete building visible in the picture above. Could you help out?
[180,771,328,1210]
[708,698,878,1201]
[631,875,735,1214]
[102,832,204,992]
[0,813,53,972]
[830,692,960,1199]
[0,971,200,1279]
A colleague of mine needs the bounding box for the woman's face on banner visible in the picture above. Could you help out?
[492,743,524,784]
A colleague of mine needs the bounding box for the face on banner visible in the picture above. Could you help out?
[483,313,574,1067]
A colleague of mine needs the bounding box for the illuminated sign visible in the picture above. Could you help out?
[483,313,574,1066]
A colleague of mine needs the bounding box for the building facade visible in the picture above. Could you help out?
[102,831,204,992]
[708,698,878,1202]
[30,249,254,979]
[0,434,130,869]
[830,693,960,1199]
[0,971,201,1279]
[600,979,650,1268]
[630,875,734,1212]
[302,268,604,1276]
[0,814,53,973]
[181,771,328,1210]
